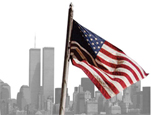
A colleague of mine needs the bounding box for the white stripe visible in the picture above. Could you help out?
[95,58,134,86]
[102,44,146,78]
[125,55,146,79]
[73,58,116,97]
[94,67,124,92]
[95,58,115,72]
[115,68,137,83]
[98,51,118,64]
[97,51,142,80]
[97,52,137,83]
[102,44,123,57]
[106,74,131,87]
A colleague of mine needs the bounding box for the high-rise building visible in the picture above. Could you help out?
[38,86,44,110]
[55,88,69,108]
[81,78,94,98]
[0,79,4,99]
[43,47,54,102]
[0,83,11,115]
[46,97,54,115]
[17,85,30,110]
[86,100,98,114]
[20,85,31,104]
[17,91,22,110]
[131,81,141,105]
[1,83,11,100]
[76,92,85,114]
[1,100,8,115]
[55,88,61,104]
[29,48,41,109]
[142,87,150,114]
[98,93,105,113]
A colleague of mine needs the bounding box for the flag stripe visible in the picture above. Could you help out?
[97,52,140,81]
[104,41,124,54]
[103,42,145,78]
[105,73,131,87]
[71,42,128,90]
[71,41,136,88]
[95,58,131,87]
[72,58,115,99]
[71,41,98,67]
[70,20,148,99]
[100,46,143,79]
[88,64,121,94]
[91,66,124,93]
[97,52,138,83]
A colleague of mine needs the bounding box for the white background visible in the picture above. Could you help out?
[0,0,150,99]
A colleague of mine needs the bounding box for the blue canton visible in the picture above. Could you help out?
[71,20,106,58]
[77,22,105,55]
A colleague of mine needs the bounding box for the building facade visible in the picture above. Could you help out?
[55,88,61,104]
[142,87,150,114]
[29,48,41,109]
[43,47,54,103]
[81,78,94,98]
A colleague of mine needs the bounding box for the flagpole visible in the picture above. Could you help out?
[59,3,73,115]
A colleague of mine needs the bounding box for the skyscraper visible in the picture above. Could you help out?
[43,47,54,102]
[55,88,61,104]
[1,83,11,100]
[17,85,30,110]
[20,85,31,105]
[29,48,41,109]
[81,78,94,98]
[142,87,150,114]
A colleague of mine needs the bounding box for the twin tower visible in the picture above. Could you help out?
[29,47,54,109]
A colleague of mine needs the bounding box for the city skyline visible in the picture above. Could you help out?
[0,50,150,115]
[0,46,150,100]
[0,1,150,115]
[0,75,150,115]
[0,1,151,100]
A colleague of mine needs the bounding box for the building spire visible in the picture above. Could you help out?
[34,35,36,48]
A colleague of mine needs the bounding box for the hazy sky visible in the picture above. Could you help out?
[0,1,150,99]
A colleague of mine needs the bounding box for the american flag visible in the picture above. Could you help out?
[70,20,148,99]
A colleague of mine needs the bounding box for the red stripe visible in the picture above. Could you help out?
[104,41,148,78]
[71,58,111,99]
[88,61,127,89]
[87,63,122,94]
[100,47,144,79]
[112,71,133,85]
[104,41,124,54]
[96,56,136,83]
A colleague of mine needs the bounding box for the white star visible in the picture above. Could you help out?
[85,34,87,37]
[101,41,103,44]
[83,30,86,33]
[98,46,100,49]
[95,51,97,54]
[86,39,89,41]
[93,47,96,49]
[96,42,99,44]
[95,38,97,40]
[92,43,94,45]
[90,38,93,41]
[89,34,91,37]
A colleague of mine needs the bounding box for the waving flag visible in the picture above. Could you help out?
[70,20,148,99]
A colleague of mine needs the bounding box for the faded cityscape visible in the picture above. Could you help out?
[0,47,150,115]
